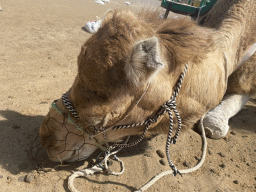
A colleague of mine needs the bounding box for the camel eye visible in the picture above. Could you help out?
[88,90,110,102]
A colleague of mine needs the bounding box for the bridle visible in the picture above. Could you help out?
[52,63,188,176]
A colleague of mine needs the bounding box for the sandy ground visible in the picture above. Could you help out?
[0,0,255,191]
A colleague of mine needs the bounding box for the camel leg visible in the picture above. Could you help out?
[202,94,250,139]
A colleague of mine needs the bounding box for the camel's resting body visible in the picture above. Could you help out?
[39,0,256,162]
[199,0,256,138]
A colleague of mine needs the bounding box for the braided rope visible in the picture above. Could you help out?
[171,63,188,101]
[62,94,80,119]
[135,113,208,192]
[107,123,151,150]
[65,63,190,192]
[62,63,188,175]
[112,63,188,144]
[98,64,188,154]
[107,63,188,175]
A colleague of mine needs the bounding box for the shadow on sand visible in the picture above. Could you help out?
[0,110,150,177]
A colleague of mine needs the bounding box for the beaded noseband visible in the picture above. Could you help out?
[53,63,188,176]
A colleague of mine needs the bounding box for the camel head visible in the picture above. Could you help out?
[39,8,216,162]
[39,9,168,162]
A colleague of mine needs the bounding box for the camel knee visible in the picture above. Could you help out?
[202,94,250,139]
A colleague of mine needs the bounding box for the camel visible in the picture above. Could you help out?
[39,0,256,163]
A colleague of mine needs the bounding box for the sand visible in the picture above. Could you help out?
[0,0,255,191]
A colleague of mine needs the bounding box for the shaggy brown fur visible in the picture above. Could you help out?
[78,9,216,90]
[200,0,256,96]
[40,1,256,162]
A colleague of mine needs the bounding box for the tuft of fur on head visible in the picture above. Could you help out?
[156,18,216,71]
[77,8,216,93]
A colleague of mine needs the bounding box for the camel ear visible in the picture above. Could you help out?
[125,37,163,87]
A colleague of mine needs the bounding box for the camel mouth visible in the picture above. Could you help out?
[46,142,98,163]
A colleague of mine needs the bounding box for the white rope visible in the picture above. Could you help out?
[68,137,129,192]
[68,165,103,192]
[68,114,207,192]
[135,113,208,192]
[104,151,126,176]
[68,152,125,192]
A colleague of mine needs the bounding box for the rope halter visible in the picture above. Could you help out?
[57,63,188,175]
[50,63,189,192]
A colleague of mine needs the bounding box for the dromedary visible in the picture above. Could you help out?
[39,0,256,164]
